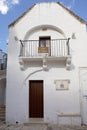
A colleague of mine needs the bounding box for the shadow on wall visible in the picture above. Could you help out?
[22,60,66,71]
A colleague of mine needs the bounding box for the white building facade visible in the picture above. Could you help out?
[7,2,87,125]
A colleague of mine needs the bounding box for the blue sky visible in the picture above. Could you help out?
[0,0,87,52]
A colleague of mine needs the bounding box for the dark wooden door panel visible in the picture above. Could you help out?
[29,80,43,118]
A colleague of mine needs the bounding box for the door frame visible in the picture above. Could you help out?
[39,36,51,55]
[79,67,87,125]
[29,80,44,118]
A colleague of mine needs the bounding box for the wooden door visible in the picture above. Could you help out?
[29,80,43,118]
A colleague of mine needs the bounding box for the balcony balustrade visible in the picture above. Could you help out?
[19,39,70,58]
[19,38,71,70]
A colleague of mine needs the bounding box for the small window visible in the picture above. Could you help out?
[39,36,51,47]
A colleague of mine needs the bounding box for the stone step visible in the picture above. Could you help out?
[22,124,48,130]
[0,118,5,121]
[0,117,5,119]
[0,112,5,115]
[24,121,48,125]
[0,117,5,120]
[0,115,5,117]
[0,112,5,116]
[0,117,5,121]
[0,107,5,110]
[0,108,5,110]
[0,124,87,130]
[0,106,5,121]
[23,119,48,130]
[48,125,87,130]
[0,109,5,112]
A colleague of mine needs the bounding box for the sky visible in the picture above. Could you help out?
[0,0,87,52]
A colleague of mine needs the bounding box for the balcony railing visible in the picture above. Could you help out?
[19,39,70,58]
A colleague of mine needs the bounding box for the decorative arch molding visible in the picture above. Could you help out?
[24,24,66,40]
[24,69,43,84]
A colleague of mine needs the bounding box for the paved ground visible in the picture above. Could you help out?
[0,121,87,130]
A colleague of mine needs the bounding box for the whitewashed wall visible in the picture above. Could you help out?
[7,2,87,124]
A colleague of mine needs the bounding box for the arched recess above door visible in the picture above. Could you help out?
[23,24,66,40]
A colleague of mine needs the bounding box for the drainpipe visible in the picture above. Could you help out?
[19,40,24,57]
[67,38,71,55]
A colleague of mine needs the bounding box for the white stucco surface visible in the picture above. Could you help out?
[7,2,87,125]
